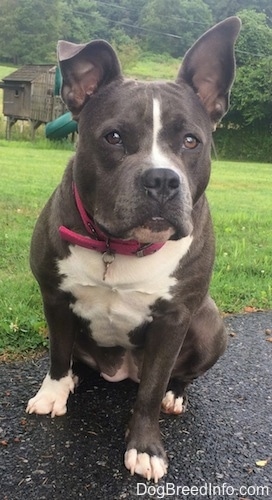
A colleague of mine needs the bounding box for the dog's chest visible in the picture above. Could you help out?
[58,237,192,348]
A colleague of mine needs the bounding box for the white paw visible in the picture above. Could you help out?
[161,390,186,415]
[124,449,168,483]
[26,371,77,417]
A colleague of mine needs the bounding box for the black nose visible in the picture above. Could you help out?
[141,168,180,202]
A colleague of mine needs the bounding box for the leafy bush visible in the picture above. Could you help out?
[214,126,272,162]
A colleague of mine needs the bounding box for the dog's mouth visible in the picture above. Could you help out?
[96,217,178,244]
[127,217,176,244]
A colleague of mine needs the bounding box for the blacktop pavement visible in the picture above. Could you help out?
[1,311,272,500]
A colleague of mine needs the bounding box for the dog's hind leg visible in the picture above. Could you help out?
[161,379,189,415]
[161,295,227,415]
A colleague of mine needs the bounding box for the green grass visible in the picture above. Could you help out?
[0,65,16,80]
[124,53,180,81]
[0,141,73,357]
[208,161,272,312]
[0,141,271,357]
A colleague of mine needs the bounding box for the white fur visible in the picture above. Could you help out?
[124,449,168,482]
[26,371,76,417]
[58,236,193,348]
[161,390,185,414]
[151,98,180,175]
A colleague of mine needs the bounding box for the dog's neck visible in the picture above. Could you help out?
[59,184,165,258]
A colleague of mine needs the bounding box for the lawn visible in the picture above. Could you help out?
[0,140,271,357]
[0,65,16,80]
[124,53,180,80]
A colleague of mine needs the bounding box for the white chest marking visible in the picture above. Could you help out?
[58,236,192,348]
[151,98,180,175]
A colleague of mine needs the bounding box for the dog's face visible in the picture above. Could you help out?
[75,80,212,243]
[58,18,240,244]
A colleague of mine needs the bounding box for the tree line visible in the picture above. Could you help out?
[1,0,272,141]
[1,0,271,63]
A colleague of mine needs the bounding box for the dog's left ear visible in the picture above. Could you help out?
[177,17,241,128]
[57,39,122,117]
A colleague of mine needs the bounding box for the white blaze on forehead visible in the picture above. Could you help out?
[152,98,162,152]
[151,98,179,174]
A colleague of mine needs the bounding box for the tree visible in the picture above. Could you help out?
[0,0,107,64]
[60,0,108,43]
[204,0,272,23]
[140,0,213,58]
[225,10,272,129]
[235,9,272,66]
[230,59,272,127]
[0,0,62,64]
[97,0,146,37]
[0,0,23,64]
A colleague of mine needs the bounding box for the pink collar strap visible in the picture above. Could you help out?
[59,184,165,257]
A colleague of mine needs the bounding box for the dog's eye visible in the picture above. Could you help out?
[105,131,123,145]
[182,134,199,150]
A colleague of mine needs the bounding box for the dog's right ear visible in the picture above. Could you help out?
[57,40,122,117]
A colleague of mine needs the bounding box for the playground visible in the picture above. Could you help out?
[0,65,77,140]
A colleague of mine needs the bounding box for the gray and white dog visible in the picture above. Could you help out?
[26,17,241,482]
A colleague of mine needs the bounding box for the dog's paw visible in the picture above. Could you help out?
[124,449,168,483]
[26,371,77,417]
[161,390,187,415]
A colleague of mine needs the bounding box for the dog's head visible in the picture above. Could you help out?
[58,18,240,244]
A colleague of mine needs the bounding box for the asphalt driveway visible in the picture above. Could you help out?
[1,312,272,499]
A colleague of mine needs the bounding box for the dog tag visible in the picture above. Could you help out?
[102,251,115,280]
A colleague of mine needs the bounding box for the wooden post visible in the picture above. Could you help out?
[29,119,43,140]
[5,117,17,140]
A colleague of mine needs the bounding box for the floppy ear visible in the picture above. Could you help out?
[177,17,241,128]
[57,39,122,117]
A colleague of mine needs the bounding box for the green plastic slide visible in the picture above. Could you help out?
[45,112,77,140]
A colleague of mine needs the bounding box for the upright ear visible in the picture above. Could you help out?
[177,17,241,128]
[57,39,122,117]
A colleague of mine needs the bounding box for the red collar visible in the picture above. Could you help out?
[59,184,165,257]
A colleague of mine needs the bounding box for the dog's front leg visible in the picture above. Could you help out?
[125,304,191,482]
[26,294,77,417]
